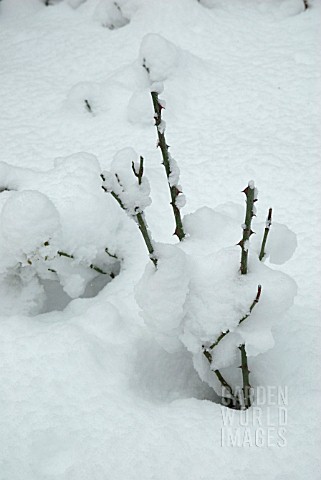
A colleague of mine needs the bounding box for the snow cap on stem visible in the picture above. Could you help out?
[140,33,179,83]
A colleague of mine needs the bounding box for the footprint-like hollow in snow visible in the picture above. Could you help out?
[131,337,218,404]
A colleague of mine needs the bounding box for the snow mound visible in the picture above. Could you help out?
[140,33,179,83]
[102,147,152,216]
[198,0,221,9]
[1,190,60,257]
[251,221,297,265]
[183,204,243,252]
[257,0,305,19]
[66,82,105,115]
[93,0,130,30]
[275,0,305,19]
[127,89,154,126]
[136,243,190,353]
[0,154,122,314]
[136,202,297,395]
[66,0,87,8]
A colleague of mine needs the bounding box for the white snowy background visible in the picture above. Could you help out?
[0,0,320,478]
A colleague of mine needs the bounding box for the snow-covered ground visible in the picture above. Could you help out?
[0,0,320,478]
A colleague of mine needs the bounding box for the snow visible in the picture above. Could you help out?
[68,0,87,8]
[0,153,121,260]
[168,155,180,187]
[137,204,297,394]
[175,192,186,209]
[136,243,190,353]
[127,89,154,125]
[274,0,305,20]
[93,0,130,30]
[102,147,152,215]
[1,190,60,258]
[0,154,122,313]
[0,0,320,478]
[251,221,298,265]
[140,33,179,83]
[66,81,105,115]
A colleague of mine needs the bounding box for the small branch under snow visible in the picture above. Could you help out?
[214,369,241,409]
[101,160,157,267]
[57,250,74,259]
[84,99,92,114]
[239,284,262,325]
[207,284,262,351]
[203,284,262,409]
[57,250,112,276]
[203,348,240,408]
[105,247,118,259]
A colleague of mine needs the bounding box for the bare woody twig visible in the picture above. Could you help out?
[132,156,144,185]
[207,284,262,351]
[84,99,92,113]
[239,182,256,275]
[203,348,239,408]
[57,250,113,277]
[202,284,261,408]
[105,247,118,259]
[259,208,272,261]
[142,61,185,241]
[237,182,257,408]
[239,344,252,408]
[101,161,157,267]
[150,90,185,241]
